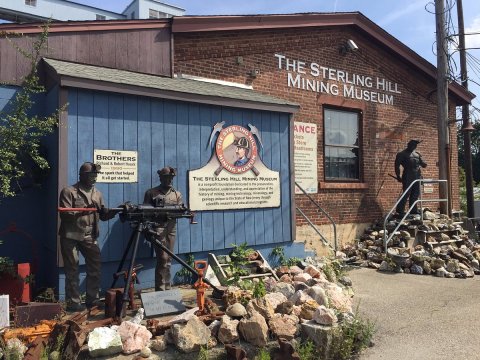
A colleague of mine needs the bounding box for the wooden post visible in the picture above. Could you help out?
[435,0,450,215]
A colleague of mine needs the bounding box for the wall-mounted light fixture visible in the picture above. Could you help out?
[339,39,359,55]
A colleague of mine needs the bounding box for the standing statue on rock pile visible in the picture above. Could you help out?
[394,139,427,217]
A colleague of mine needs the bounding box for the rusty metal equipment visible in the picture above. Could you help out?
[193,260,209,315]
[3,319,56,343]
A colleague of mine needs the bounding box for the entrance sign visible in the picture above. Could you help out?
[275,53,401,105]
[189,124,280,211]
[94,149,138,183]
[294,122,318,194]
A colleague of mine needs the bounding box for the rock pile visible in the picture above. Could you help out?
[212,260,355,352]
[342,210,480,278]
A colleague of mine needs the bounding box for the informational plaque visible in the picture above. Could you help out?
[94,149,138,183]
[294,122,318,194]
[0,295,9,328]
[189,124,280,211]
[140,289,185,317]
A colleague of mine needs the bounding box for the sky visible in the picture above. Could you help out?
[75,0,480,121]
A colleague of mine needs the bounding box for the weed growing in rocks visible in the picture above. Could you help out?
[197,345,209,360]
[40,333,65,360]
[253,279,266,299]
[295,339,316,360]
[255,347,271,360]
[175,253,195,284]
[329,312,375,360]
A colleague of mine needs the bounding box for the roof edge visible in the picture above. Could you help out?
[171,13,474,105]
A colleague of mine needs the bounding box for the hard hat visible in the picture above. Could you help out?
[157,166,176,176]
[79,162,102,174]
[233,137,250,149]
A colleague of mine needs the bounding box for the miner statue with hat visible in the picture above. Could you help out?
[58,162,116,311]
[394,139,427,217]
[143,166,183,291]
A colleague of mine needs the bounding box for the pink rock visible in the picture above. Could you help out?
[326,289,353,313]
[289,290,313,306]
[279,274,293,283]
[117,321,152,355]
[268,314,300,340]
[313,305,338,325]
[276,266,290,277]
[291,305,302,317]
[263,277,278,292]
[289,266,303,275]
[293,272,312,283]
[304,265,321,278]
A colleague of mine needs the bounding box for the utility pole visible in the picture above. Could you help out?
[457,0,475,218]
[435,0,449,215]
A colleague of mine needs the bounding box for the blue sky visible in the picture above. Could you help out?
[77,0,480,120]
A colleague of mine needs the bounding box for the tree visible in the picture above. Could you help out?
[0,22,60,198]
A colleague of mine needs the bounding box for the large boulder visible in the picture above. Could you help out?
[238,310,269,346]
[268,313,300,340]
[246,297,274,320]
[265,292,288,310]
[274,282,296,298]
[217,315,240,344]
[301,320,339,358]
[171,315,211,353]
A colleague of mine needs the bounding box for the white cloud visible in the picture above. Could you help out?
[466,15,480,49]
[377,0,426,27]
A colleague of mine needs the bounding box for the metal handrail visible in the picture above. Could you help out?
[295,181,337,251]
[383,179,448,254]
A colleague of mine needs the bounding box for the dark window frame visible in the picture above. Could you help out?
[25,0,37,6]
[96,14,106,20]
[323,106,363,183]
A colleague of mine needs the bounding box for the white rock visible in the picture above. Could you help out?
[88,327,123,357]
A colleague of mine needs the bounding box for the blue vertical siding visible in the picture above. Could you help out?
[66,88,293,265]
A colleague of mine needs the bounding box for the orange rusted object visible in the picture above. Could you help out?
[3,320,57,343]
[193,260,210,315]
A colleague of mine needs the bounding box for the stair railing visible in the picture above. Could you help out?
[295,182,337,252]
[383,179,448,254]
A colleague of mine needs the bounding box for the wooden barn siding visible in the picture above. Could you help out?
[0,28,171,85]
[67,88,292,263]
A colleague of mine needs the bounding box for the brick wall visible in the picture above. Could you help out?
[173,26,460,227]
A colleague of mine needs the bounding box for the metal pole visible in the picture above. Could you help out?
[457,0,475,218]
[435,0,449,214]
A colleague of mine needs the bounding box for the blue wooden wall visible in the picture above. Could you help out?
[66,88,293,268]
[0,85,59,289]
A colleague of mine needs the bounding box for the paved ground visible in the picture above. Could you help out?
[349,267,480,360]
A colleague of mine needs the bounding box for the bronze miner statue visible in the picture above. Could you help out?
[394,139,427,216]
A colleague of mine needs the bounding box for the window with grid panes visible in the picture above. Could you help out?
[324,108,360,181]
[25,0,37,6]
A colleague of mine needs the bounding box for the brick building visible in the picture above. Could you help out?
[0,12,474,295]
[171,13,474,253]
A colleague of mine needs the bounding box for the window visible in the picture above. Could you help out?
[149,9,170,18]
[130,11,135,19]
[96,14,106,20]
[324,108,360,181]
[25,0,36,6]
